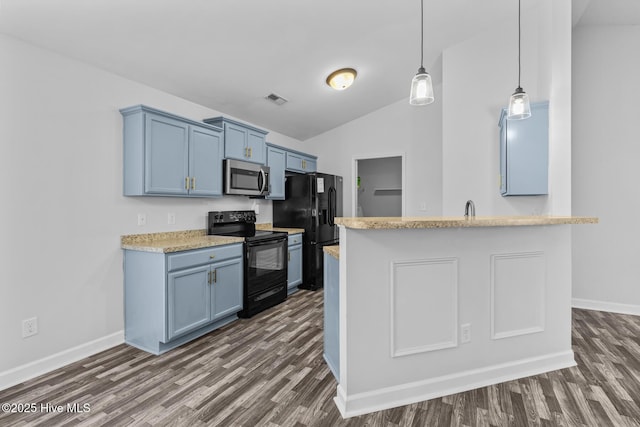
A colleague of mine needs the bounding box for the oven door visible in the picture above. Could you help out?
[245,236,287,297]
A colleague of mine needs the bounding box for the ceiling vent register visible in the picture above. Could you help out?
[265,93,288,106]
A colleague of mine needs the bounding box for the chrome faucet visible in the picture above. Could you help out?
[464,200,475,218]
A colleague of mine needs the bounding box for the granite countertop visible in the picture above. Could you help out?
[323,245,340,260]
[256,223,304,235]
[335,215,598,230]
[121,229,243,253]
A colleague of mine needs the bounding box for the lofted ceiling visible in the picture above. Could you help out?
[0,0,637,140]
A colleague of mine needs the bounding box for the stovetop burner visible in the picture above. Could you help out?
[207,210,287,242]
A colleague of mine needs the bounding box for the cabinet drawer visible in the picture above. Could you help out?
[288,234,302,246]
[167,244,243,271]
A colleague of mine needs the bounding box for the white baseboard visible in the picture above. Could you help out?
[334,350,576,418]
[572,298,640,316]
[0,331,124,391]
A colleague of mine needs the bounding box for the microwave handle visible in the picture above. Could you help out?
[258,169,267,193]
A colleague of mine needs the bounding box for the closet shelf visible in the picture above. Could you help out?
[373,188,402,195]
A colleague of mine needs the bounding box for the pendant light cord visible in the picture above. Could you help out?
[420,0,424,68]
[518,0,521,88]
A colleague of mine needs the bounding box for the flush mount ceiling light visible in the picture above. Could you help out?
[507,0,531,120]
[326,68,357,90]
[409,0,434,106]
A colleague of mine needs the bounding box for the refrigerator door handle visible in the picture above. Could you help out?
[328,187,336,226]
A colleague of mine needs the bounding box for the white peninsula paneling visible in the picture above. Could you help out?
[491,252,546,340]
[390,258,458,357]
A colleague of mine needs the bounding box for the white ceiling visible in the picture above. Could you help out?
[0,0,637,140]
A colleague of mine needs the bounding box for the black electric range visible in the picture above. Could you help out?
[208,210,288,318]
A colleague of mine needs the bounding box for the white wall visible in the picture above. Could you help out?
[442,0,572,217]
[572,25,640,313]
[0,34,304,385]
[306,86,443,217]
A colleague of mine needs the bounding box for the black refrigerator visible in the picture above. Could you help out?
[273,173,343,290]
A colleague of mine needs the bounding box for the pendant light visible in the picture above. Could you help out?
[507,0,531,120]
[409,0,434,106]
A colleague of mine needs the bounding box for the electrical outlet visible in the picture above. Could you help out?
[137,213,146,226]
[22,317,38,338]
[461,323,471,344]
[167,213,176,225]
[419,202,427,211]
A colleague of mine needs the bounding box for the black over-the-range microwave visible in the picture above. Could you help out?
[224,158,270,197]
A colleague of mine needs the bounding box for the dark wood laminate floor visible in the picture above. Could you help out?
[2,290,640,426]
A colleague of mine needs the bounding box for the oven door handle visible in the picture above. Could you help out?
[246,237,287,247]
[258,169,267,194]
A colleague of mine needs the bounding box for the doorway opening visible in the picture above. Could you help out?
[353,154,405,217]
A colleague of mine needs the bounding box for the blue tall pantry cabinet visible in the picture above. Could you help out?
[499,101,549,196]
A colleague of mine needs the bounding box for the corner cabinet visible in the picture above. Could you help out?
[203,116,267,165]
[499,101,549,196]
[121,105,224,197]
[124,243,243,355]
[287,233,303,294]
[266,144,286,200]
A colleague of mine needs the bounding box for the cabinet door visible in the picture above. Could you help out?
[288,243,303,289]
[285,152,304,172]
[189,126,223,197]
[145,113,189,194]
[266,146,286,200]
[500,101,549,196]
[246,130,266,164]
[224,123,249,160]
[303,157,317,172]
[167,264,211,341]
[211,258,243,321]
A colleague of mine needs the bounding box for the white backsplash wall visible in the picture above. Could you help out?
[0,33,301,385]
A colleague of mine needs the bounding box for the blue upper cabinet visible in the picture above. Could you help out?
[203,117,267,165]
[121,105,224,198]
[285,150,317,173]
[144,113,190,195]
[499,101,549,196]
[266,144,286,200]
[189,126,223,196]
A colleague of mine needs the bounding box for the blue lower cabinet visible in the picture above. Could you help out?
[167,264,211,341]
[287,234,303,294]
[124,243,243,355]
[323,251,339,380]
[211,258,244,321]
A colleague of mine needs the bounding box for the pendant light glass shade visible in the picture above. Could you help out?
[507,0,531,120]
[410,67,434,105]
[508,87,531,120]
[409,0,434,106]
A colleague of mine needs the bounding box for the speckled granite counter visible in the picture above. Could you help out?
[335,215,598,230]
[256,223,304,235]
[121,229,243,253]
[323,245,340,260]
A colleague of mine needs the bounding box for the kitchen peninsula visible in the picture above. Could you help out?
[330,215,597,418]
